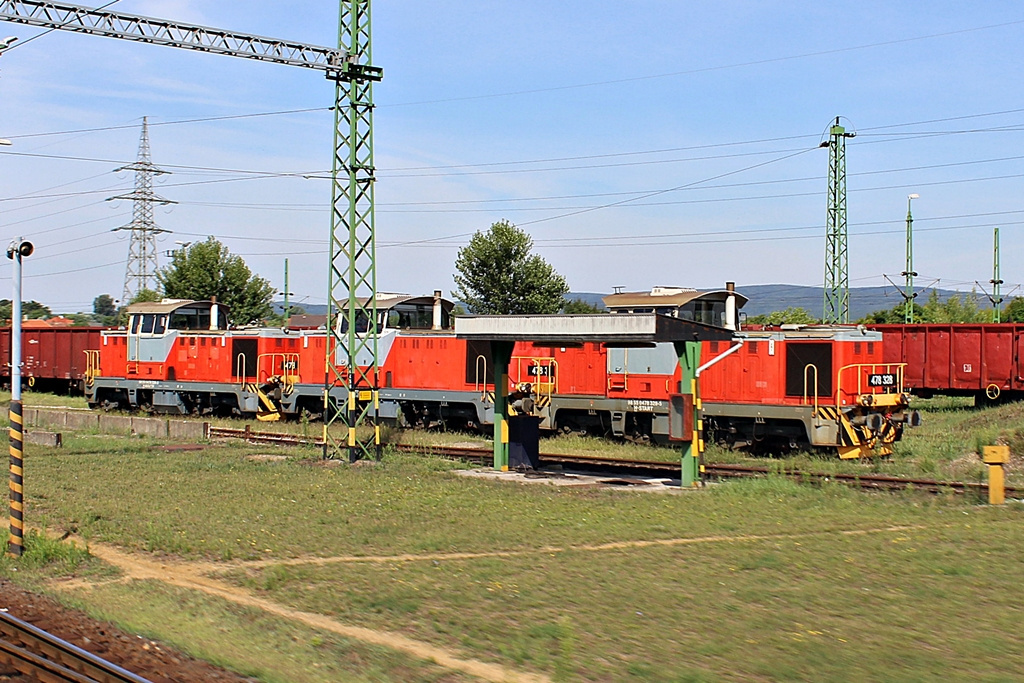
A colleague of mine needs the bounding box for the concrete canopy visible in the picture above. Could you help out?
[454,313,733,344]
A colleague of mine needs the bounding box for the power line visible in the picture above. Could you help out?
[3,107,332,141]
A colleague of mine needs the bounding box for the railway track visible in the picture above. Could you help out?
[0,610,151,683]
[209,425,1017,497]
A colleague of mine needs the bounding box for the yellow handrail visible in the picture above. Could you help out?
[83,350,100,386]
[836,362,907,407]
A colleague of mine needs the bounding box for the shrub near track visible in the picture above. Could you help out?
[3,432,1024,681]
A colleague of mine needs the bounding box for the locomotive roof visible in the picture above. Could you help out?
[602,288,748,309]
[455,313,734,343]
[124,299,227,315]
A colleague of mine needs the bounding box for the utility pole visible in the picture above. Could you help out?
[324,0,383,462]
[992,227,1003,323]
[822,117,855,324]
[110,117,175,303]
[902,194,919,323]
[282,258,292,322]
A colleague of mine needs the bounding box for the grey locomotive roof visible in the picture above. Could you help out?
[603,287,749,309]
[455,313,733,343]
[124,299,228,315]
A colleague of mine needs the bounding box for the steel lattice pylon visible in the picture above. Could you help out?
[110,116,175,303]
[822,117,854,324]
[323,0,383,461]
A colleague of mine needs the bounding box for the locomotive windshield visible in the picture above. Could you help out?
[387,303,448,330]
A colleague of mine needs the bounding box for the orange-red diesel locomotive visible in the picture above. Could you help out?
[84,288,918,458]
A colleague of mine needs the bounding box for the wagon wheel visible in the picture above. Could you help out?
[986,384,1001,401]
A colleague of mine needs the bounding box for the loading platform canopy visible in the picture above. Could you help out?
[454,313,733,344]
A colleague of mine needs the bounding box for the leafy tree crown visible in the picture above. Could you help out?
[157,237,273,326]
[452,220,569,315]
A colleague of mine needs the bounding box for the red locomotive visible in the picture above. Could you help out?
[83,289,916,458]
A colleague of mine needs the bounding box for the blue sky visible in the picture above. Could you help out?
[1,1,1023,313]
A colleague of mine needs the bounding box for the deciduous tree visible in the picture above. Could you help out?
[157,237,273,325]
[453,220,568,314]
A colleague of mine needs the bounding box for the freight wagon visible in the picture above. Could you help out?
[0,326,105,393]
[872,323,1024,404]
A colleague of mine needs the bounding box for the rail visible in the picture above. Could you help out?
[802,363,819,414]
[205,426,1017,496]
[257,353,300,392]
[511,355,557,406]
[474,354,487,394]
[837,362,907,406]
[84,350,100,386]
[234,353,247,386]
[0,609,152,682]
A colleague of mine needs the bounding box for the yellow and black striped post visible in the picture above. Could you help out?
[8,400,23,557]
[7,238,33,558]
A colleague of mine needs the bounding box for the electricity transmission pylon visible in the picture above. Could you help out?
[822,117,855,324]
[110,116,175,303]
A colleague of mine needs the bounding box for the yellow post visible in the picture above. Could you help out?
[982,445,1010,505]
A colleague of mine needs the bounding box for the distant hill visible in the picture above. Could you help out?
[736,284,962,320]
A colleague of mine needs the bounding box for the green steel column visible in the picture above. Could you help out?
[823,117,855,324]
[992,227,1003,323]
[903,194,918,323]
[675,341,702,488]
[283,258,291,322]
[323,0,383,461]
[491,342,514,470]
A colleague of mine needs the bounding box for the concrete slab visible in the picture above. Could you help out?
[455,467,686,493]
[25,431,62,448]
[130,416,168,438]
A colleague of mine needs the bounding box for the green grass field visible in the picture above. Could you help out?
[2,409,1023,681]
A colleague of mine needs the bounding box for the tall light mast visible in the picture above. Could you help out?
[822,117,855,324]
[992,227,1003,323]
[902,194,919,323]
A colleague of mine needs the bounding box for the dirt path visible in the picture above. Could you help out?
[237,523,927,569]
[54,524,924,683]
[71,543,551,683]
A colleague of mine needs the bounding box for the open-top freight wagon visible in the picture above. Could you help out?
[872,323,1024,404]
[0,326,104,393]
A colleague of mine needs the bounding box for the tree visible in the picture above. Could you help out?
[745,307,817,326]
[93,294,117,317]
[859,301,924,324]
[920,289,987,323]
[562,298,606,314]
[0,299,51,321]
[1004,297,1024,322]
[157,237,273,325]
[453,220,569,314]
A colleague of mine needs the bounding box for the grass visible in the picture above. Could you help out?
[60,581,476,683]
[4,428,1024,681]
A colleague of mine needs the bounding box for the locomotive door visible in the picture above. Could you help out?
[607,347,628,391]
